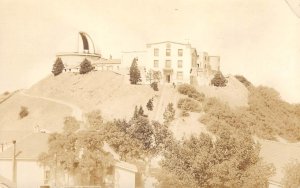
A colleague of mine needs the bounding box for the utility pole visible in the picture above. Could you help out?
[12,140,16,184]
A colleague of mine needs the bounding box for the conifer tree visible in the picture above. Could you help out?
[146,98,154,111]
[52,57,65,76]
[138,105,144,116]
[129,58,141,84]
[80,58,94,74]
[133,106,139,119]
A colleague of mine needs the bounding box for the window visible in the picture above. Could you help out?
[177,72,183,80]
[166,49,171,56]
[177,60,183,68]
[178,49,183,56]
[165,60,172,68]
[154,48,159,56]
[154,60,159,68]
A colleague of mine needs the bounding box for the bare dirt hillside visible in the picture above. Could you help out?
[195,75,249,108]
[27,71,157,120]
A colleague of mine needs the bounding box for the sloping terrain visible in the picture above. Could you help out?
[194,75,249,108]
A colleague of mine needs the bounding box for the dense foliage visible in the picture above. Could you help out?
[211,71,227,87]
[282,161,300,188]
[158,131,274,188]
[150,82,159,91]
[80,58,94,74]
[201,86,300,141]
[177,84,205,102]
[52,57,64,76]
[146,98,154,111]
[177,98,202,115]
[129,58,141,84]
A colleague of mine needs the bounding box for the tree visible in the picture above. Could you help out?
[157,132,275,188]
[163,103,175,123]
[133,106,139,119]
[129,58,141,84]
[52,57,65,76]
[153,71,162,82]
[138,105,144,117]
[146,98,154,111]
[80,58,94,74]
[39,131,114,186]
[211,71,227,87]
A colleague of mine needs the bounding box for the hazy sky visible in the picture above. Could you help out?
[0,0,300,103]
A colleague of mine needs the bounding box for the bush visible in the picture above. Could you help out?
[177,84,205,102]
[163,103,176,123]
[211,71,227,87]
[80,58,94,74]
[235,75,252,88]
[52,57,65,76]
[3,91,9,95]
[19,106,29,119]
[282,161,300,188]
[177,98,201,112]
[150,82,159,91]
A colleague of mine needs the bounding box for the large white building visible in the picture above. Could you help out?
[121,41,221,85]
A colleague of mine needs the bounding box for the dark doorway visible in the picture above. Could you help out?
[166,75,171,83]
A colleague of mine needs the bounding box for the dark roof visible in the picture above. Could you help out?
[0,133,49,160]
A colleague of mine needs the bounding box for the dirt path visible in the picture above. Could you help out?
[20,90,84,122]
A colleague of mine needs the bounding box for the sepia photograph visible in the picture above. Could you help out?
[0,0,300,187]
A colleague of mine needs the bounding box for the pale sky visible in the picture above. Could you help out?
[0,0,300,103]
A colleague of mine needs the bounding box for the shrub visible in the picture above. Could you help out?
[177,98,201,112]
[19,106,29,119]
[3,91,9,95]
[211,71,227,87]
[79,58,94,74]
[282,160,300,188]
[129,58,141,84]
[146,98,154,111]
[150,82,159,91]
[52,57,65,76]
[163,103,176,123]
[235,75,252,88]
[177,84,205,102]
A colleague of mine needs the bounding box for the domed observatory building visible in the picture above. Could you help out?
[57,32,120,72]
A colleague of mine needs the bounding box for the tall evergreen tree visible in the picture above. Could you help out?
[129,58,141,84]
[138,105,144,116]
[80,58,94,74]
[146,98,154,111]
[133,106,139,119]
[52,57,65,76]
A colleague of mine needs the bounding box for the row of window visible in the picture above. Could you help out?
[154,48,183,57]
[154,60,183,68]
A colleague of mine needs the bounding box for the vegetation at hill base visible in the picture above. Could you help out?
[200,82,300,141]
[177,84,205,102]
[80,58,94,74]
[211,71,227,87]
[158,131,275,188]
[52,57,65,76]
[19,106,29,119]
[282,160,300,188]
[129,58,141,84]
